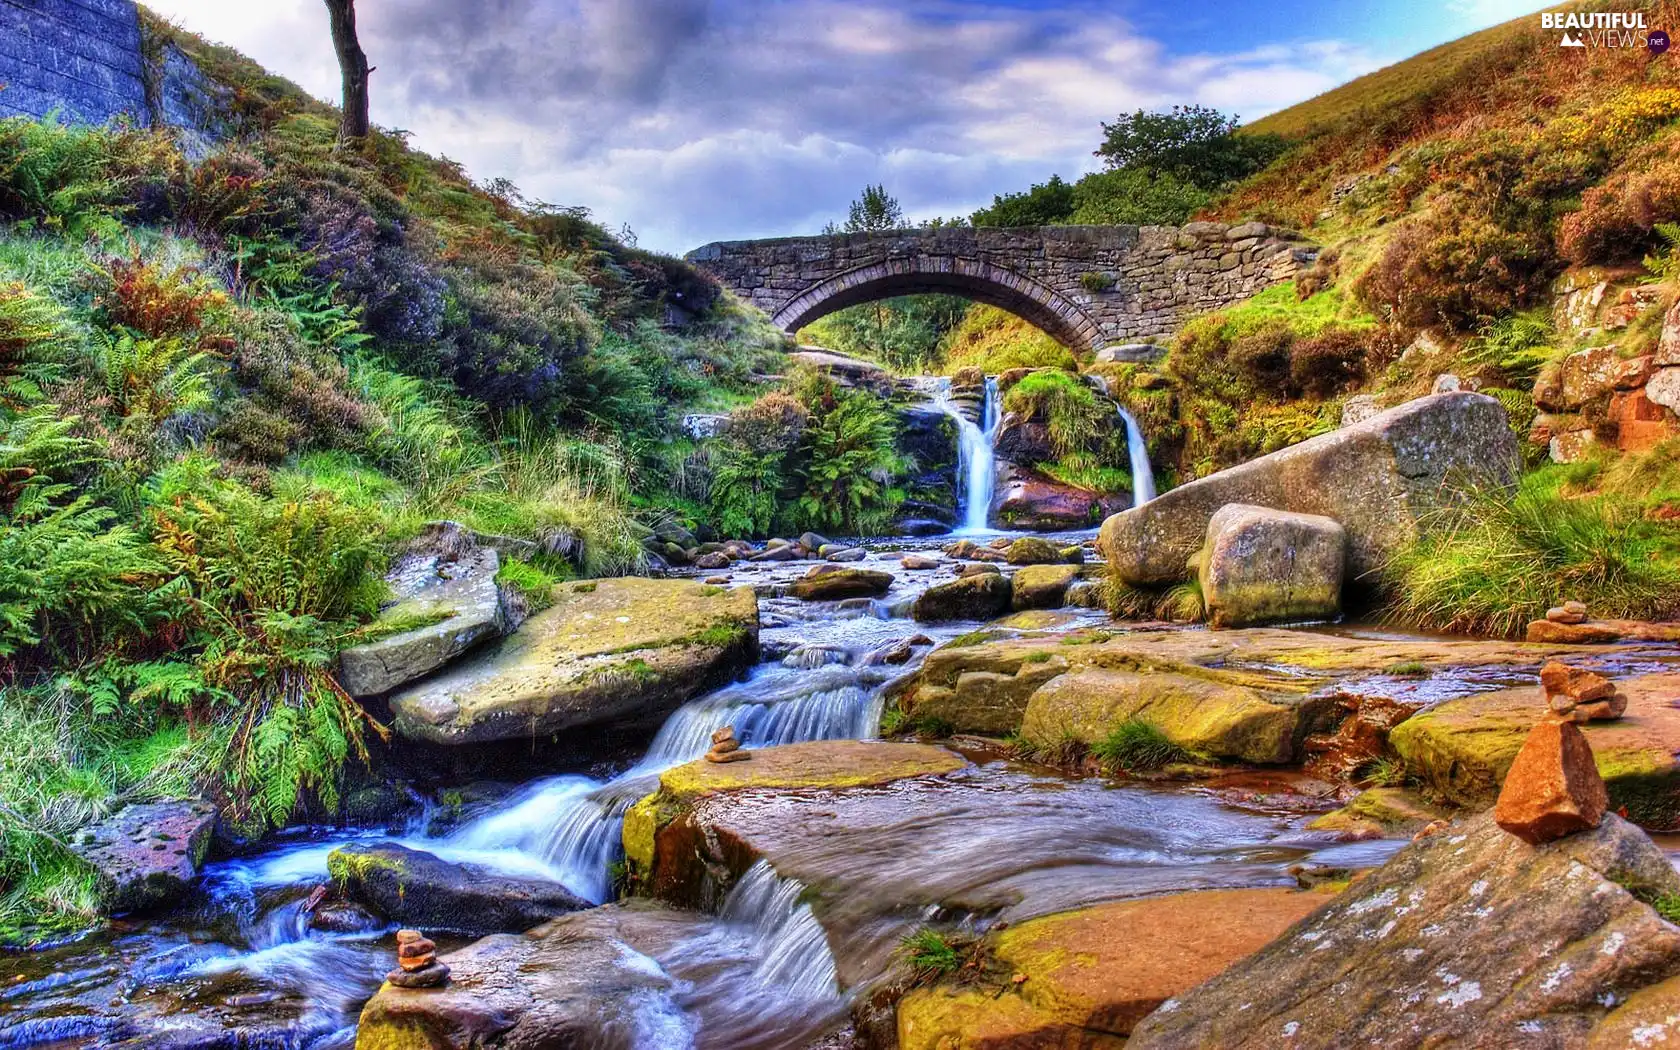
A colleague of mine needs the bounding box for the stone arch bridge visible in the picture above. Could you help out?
[686,222,1313,353]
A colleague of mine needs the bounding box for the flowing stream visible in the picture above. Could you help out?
[0,541,1404,1050]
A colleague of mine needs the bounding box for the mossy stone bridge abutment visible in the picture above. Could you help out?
[686,222,1314,353]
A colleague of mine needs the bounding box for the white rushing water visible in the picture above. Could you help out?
[933,376,1001,533]
[1116,405,1156,506]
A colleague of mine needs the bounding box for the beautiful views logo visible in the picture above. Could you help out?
[1541,10,1668,51]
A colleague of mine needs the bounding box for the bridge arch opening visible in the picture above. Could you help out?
[770,257,1103,354]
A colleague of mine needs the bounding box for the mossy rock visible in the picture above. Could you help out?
[897,888,1328,1050]
[386,578,758,746]
[1021,667,1338,765]
[1308,787,1447,837]
[1011,563,1082,611]
[1390,672,1680,829]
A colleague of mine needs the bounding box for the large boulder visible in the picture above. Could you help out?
[788,565,894,601]
[70,801,216,914]
[386,578,758,746]
[328,842,589,936]
[1127,811,1680,1050]
[338,525,508,698]
[1390,672,1680,829]
[1199,504,1345,629]
[911,572,1013,622]
[1004,536,1067,565]
[993,417,1055,466]
[994,465,1128,532]
[898,889,1328,1050]
[1101,392,1520,586]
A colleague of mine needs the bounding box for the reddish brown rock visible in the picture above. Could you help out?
[1527,618,1680,644]
[1493,719,1608,844]
[1608,388,1679,453]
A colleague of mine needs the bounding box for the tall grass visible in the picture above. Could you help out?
[1383,468,1680,637]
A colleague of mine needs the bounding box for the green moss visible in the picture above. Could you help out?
[1384,661,1429,678]
[949,629,1007,648]
[327,848,406,888]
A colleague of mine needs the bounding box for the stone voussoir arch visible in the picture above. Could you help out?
[772,255,1100,353]
[686,223,1311,354]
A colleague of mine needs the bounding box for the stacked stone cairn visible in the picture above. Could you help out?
[706,725,749,764]
[1493,662,1624,845]
[387,929,449,988]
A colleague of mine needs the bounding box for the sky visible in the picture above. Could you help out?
[142,0,1546,254]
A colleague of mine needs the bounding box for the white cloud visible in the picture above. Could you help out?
[143,0,1388,253]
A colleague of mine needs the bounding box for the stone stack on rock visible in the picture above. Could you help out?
[706,726,749,764]
[1546,600,1589,625]
[1539,659,1628,722]
[1493,711,1610,846]
[387,929,450,989]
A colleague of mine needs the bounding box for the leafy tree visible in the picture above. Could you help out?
[1095,105,1288,190]
[828,184,908,233]
[971,175,1076,227]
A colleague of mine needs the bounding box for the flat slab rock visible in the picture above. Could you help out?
[1391,672,1680,828]
[386,577,758,745]
[898,888,1329,1049]
[337,538,506,698]
[70,800,216,913]
[895,626,1612,755]
[1127,811,1680,1050]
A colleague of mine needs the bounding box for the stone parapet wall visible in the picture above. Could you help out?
[688,221,1314,352]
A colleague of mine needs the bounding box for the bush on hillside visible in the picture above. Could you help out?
[1354,204,1555,333]
[1559,153,1680,266]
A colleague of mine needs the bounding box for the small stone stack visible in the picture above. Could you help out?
[387,929,449,988]
[1539,660,1628,722]
[1493,663,1620,845]
[705,726,749,764]
[1546,600,1590,625]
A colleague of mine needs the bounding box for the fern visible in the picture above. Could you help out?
[94,330,215,422]
[0,281,70,406]
[1643,222,1680,284]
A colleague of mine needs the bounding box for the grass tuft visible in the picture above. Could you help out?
[1090,719,1193,772]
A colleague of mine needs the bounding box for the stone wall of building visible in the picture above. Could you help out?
[687,221,1315,352]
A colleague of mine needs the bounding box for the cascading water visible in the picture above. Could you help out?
[1087,374,1157,508]
[934,376,1001,532]
[1116,405,1156,506]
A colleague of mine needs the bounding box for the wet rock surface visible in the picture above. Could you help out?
[912,572,1013,622]
[337,523,509,698]
[1127,812,1680,1050]
[329,842,590,936]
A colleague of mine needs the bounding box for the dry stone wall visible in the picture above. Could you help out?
[687,221,1314,352]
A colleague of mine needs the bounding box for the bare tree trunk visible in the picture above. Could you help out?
[323,0,371,145]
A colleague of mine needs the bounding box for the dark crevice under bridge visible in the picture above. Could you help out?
[686,222,1314,354]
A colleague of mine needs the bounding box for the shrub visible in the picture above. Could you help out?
[1383,470,1680,637]
[94,254,229,340]
[1091,719,1193,772]
[1355,206,1556,333]
[1067,166,1211,225]
[1559,153,1680,266]
[1288,328,1367,398]
[708,439,783,537]
[1465,310,1556,384]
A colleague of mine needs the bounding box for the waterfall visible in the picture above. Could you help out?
[438,661,892,905]
[717,860,840,1002]
[934,376,1000,533]
[1116,406,1156,506]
